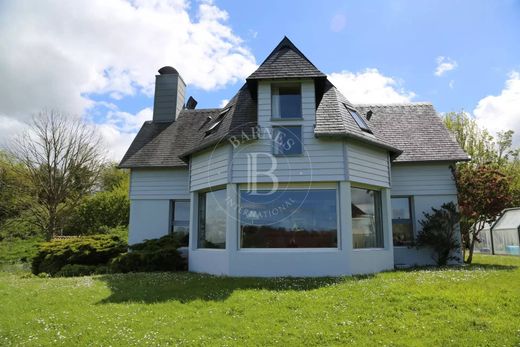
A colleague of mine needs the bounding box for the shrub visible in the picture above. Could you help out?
[110,234,184,273]
[64,183,129,235]
[416,202,461,266]
[31,234,127,275]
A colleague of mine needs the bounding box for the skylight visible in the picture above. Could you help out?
[344,104,372,133]
[205,106,231,136]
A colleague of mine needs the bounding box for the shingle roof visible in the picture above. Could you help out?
[355,103,470,162]
[247,37,326,80]
[315,80,402,155]
[119,108,220,168]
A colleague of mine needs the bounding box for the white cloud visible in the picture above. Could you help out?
[435,56,458,76]
[219,99,230,108]
[0,0,257,160]
[474,71,520,147]
[328,68,415,104]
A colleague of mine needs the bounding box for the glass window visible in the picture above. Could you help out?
[240,189,338,248]
[273,126,302,156]
[272,84,302,118]
[391,197,414,246]
[344,104,372,133]
[171,200,190,247]
[198,189,227,249]
[351,187,383,248]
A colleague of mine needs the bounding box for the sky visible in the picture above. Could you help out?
[0,0,519,160]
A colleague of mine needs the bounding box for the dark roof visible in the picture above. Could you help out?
[247,37,326,80]
[119,108,220,168]
[180,84,256,158]
[119,84,256,168]
[355,103,470,163]
[314,80,401,156]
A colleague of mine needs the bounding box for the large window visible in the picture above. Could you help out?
[272,84,302,119]
[198,189,227,249]
[391,197,414,246]
[273,126,302,156]
[170,200,190,247]
[240,189,338,248]
[351,187,383,248]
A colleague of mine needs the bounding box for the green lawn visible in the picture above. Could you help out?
[0,255,519,346]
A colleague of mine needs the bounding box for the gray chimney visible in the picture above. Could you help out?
[152,66,186,122]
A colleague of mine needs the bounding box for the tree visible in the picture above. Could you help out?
[416,202,460,266]
[452,165,512,264]
[98,163,129,192]
[443,111,497,164]
[8,110,105,240]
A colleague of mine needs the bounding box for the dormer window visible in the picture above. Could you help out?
[272,83,302,119]
[344,104,372,134]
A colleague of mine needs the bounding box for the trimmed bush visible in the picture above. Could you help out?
[110,234,184,273]
[31,234,127,275]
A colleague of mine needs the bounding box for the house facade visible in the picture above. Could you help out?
[120,37,469,277]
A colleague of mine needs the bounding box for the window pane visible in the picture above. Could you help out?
[391,197,413,246]
[351,187,383,248]
[273,126,302,156]
[240,189,337,248]
[272,84,302,118]
[172,201,190,247]
[391,198,410,219]
[198,189,226,249]
[392,223,413,246]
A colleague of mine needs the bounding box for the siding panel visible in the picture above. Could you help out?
[390,163,457,196]
[130,168,189,199]
[191,145,230,191]
[347,142,390,187]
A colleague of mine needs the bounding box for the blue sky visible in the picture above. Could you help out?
[0,0,519,159]
[190,0,520,111]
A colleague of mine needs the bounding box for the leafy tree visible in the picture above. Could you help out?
[443,111,497,164]
[452,165,512,263]
[416,202,461,266]
[64,179,129,235]
[98,163,129,191]
[8,110,105,240]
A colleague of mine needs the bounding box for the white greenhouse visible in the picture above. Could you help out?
[475,208,520,256]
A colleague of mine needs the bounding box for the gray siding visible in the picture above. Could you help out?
[231,80,345,183]
[191,144,230,191]
[390,163,456,196]
[347,142,390,187]
[130,168,190,200]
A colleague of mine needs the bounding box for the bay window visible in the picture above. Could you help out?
[240,189,338,248]
[198,189,226,249]
[351,187,384,248]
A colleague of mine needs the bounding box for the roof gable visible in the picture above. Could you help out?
[247,36,326,80]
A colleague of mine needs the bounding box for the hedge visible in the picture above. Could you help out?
[31,234,127,275]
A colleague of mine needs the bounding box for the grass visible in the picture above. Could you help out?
[0,238,40,264]
[0,255,519,346]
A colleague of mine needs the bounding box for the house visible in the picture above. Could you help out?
[120,37,469,276]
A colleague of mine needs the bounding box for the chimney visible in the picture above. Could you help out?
[152,66,186,122]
